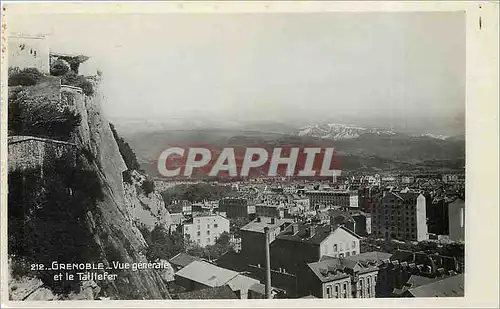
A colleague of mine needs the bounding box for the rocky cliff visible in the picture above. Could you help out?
[8,75,173,300]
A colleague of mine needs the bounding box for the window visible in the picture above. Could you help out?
[197,239,200,244]
[352,251,356,256]
[197,225,200,230]
[360,278,364,297]
[197,231,201,236]
[339,253,344,258]
[207,238,210,243]
[352,241,356,249]
[214,223,218,228]
[207,230,211,235]
[326,286,331,298]
[207,224,210,229]
[334,244,338,252]
[346,252,350,257]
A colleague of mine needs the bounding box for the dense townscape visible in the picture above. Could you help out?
[155,171,465,299]
[6,10,470,302]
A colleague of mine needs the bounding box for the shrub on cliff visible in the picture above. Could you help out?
[8,67,43,86]
[50,59,70,76]
[8,154,103,294]
[141,179,155,195]
[109,123,141,171]
[8,91,81,141]
[61,71,94,96]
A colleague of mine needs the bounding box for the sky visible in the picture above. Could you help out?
[7,10,465,135]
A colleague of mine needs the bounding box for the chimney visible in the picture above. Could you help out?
[309,226,316,237]
[264,227,272,299]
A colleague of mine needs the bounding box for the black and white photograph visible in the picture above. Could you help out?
[1,1,498,307]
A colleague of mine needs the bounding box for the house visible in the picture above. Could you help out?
[448,198,465,242]
[172,285,238,299]
[402,274,464,297]
[240,216,290,266]
[299,256,379,298]
[255,203,285,219]
[377,250,462,297]
[219,198,255,219]
[174,260,265,299]
[392,274,444,296]
[169,253,201,272]
[182,213,229,247]
[270,222,361,275]
[169,213,186,233]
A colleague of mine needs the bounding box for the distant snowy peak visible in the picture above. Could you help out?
[297,123,396,140]
[418,133,450,140]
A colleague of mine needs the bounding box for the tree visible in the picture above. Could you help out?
[230,218,250,237]
[109,123,141,171]
[141,179,155,195]
[140,225,185,261]
[8,67,43,86]
[50,59,70,76]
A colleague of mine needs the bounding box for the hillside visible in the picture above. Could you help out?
[7,66,172,300]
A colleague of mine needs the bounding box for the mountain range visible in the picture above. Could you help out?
[117,121,465,178]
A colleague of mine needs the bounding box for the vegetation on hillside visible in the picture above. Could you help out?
[140,225,232,262]
[8,67,44,86]
[141,179,155,195]
[8,153,103,295]
[60,71,94,96]
[139,225,185,261]
[160,183,236,205]
[8,88,81,141]
[109,123,141,171]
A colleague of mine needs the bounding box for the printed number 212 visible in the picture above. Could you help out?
[31,263,45,271]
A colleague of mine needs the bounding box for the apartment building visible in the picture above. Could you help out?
[219,198,255,219]
[371,191,428,241]
[270,222,361,274]
[255,203,285,219]
[183,214,230,247]
[298,251,392,299]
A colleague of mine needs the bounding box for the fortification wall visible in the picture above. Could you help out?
[8,136,77,172]
[61,85,92,145]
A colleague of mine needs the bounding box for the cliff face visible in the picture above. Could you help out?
[8,77,173,300]
[123,170,173,230]
[73,78,172,299]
